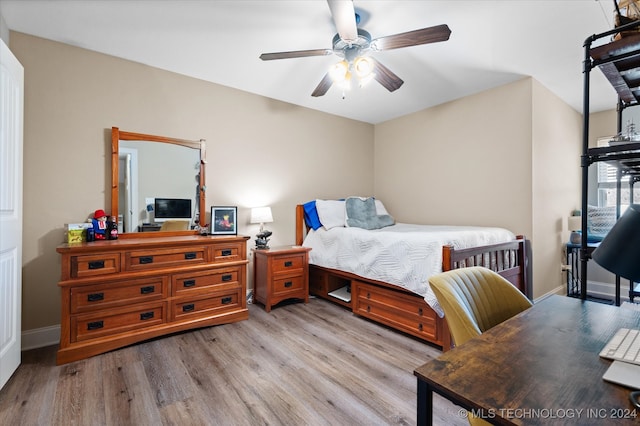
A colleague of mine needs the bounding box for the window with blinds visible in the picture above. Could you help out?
[596,137,639,208]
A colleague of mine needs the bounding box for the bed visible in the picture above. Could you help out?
[295,199,531,351]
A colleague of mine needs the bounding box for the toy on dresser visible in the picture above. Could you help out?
[91,209,117,240]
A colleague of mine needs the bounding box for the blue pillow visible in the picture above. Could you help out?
[303,200,322,230]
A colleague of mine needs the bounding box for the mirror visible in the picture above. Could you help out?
[111,127,206,238]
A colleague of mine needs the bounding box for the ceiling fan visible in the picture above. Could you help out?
[259,0,451,97]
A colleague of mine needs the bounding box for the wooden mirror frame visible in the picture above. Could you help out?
[111,127,206,238]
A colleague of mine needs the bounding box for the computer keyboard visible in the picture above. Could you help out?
[600,328,640,366]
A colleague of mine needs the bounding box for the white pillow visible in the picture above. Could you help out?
[315,199,346,230]
[375,199,390,216]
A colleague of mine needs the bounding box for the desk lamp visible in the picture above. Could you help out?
[592,204,640,283]
[591,204,640,409]
[250,206,273,249]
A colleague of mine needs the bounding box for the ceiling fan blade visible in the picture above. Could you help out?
[311,73,334,97]
[260,49,332,61]
[327,0,358,43]
[371,58,404,92]
[372,24,451,51]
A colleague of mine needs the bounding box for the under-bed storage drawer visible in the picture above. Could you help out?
[352,280,441,344]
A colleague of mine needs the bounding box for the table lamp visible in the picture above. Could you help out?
[250,206,273,249]
[592,204,640,282]
[568,215,582,245]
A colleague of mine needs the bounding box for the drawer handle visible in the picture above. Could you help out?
[87,292,104,302]
[419,323,423,332]
[418,308,423,316]
[184,252,197,260]
[139,256,154,264]
[140,311,155,320]
[183,279,196,288]
[366,305,370,313]
[221,296,232,305]
[221,249,232,256]
[140,286,155,294]
[366,292,371,299]
[284,281,293,288]
[221,274,233,282]
[87,320,103,330]
[284,261,293,267]
[88,260,105,270]
[183,303,195,312]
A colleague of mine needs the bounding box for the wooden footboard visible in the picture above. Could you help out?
[295,204,531,351]
[442,236,531,300]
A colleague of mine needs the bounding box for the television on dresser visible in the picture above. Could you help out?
[154,198,192,223]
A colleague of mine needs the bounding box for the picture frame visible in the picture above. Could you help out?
[210,206,237,235]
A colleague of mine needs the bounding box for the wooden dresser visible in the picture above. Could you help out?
[56,235,249,364]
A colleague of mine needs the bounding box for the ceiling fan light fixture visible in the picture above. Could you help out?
[329,60,349,83]
[339,71,352,90]
[354,56,373,78]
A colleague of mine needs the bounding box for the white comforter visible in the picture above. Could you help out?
[302,223,515,316]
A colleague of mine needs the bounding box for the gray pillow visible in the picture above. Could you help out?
[345,197,395,230]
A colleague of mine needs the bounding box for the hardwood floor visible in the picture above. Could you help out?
[0,298,466,426]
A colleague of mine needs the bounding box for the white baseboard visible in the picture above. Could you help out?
[535,284,565,303]
[21,324,60,351]
[585,279,636,303]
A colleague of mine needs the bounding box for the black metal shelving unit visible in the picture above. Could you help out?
[581,20,640,305]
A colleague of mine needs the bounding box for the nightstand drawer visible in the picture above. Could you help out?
[172,266,242,297]
[273,275,304,295]
[71,253,120,278]
[72,302,166,342]
[70,277,168,313]
[125,246,206,271]
[271,254,305,273]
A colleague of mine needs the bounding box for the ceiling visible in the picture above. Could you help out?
[0,0,622,124]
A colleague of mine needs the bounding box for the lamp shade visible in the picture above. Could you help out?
[250,207,273,224]
[568,216,582,232]
[592,204,640,282]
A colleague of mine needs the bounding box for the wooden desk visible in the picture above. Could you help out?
[414,295,640,425]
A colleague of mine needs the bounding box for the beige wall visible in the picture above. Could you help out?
[11,32,374,331]
[374,79,532,233]
[531,79,583,298]
[375,78,585,299]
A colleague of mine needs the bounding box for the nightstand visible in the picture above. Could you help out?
[253,245,311,312]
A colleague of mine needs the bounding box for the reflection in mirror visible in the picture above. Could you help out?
[111,127,206,238]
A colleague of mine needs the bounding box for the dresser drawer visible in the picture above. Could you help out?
[352,281,439,342]
[71,253,120,279]
[273,275,304,296]
[172,289,243,321]
[125,246,206,271]
[172,266,242,297]
[70,277,168,314]
[271,254,305,274]
[71,302,167,342]
[210,241,245,263]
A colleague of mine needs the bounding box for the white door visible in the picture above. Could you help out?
[0,39,24,390]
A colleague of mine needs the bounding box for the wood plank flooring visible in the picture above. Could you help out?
[0,298,466,426]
